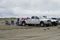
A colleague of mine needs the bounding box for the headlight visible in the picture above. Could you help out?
[56,21,58,23]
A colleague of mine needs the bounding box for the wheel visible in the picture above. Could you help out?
[54,23,58,26]
[52,22,57,26]
[21,22,26,26]
[40,22,45,27]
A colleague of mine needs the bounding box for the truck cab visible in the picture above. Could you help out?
[26,16,40,24]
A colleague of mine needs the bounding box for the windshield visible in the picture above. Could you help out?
[39,16,47,19]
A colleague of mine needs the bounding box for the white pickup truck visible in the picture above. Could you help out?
[20,16,52,27]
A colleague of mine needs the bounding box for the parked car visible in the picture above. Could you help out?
[50,19,58,26]
[58,21,60,25]
[43,17,58,26]
[20,16,52,27]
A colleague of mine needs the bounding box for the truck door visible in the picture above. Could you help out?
[30,16,35,24]
[30,16,40,24]
[34,16,40,24]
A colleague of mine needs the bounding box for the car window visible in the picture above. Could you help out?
[31,16,35,19]
[36,16,39,19]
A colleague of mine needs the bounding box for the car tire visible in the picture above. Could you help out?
[52,22,57,26]
[40,22,45,27]
[21,22,26,26]
[54,23,57,26]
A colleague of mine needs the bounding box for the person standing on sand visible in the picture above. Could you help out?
[16,18,19,26]
[11,20,14,25]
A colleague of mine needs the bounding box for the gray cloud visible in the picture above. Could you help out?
[0,0,60,18]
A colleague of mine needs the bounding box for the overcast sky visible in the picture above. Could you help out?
[0,0,60,18]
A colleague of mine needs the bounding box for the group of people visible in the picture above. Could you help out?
[5,18,25,26]
[5,18,21,26]
[5,20,14,25]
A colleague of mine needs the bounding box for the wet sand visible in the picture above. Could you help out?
[0,25,60,40]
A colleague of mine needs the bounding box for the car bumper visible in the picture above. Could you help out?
[45,22,52,26]
[51,21,58,25]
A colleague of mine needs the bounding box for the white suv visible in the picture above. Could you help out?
[50,18,58,26]
[43,17,58,26]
